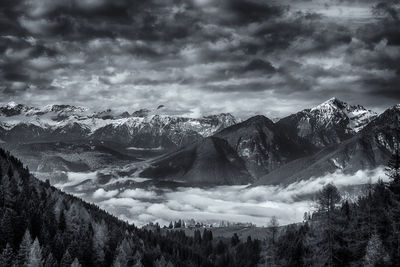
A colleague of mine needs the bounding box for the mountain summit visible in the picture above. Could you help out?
[256,103,400,185]
[277,98,377,148]
[310,97,377,132]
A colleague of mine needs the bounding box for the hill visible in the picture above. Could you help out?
[140,137,253,185]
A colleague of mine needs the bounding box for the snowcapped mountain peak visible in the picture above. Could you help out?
[310,97,346,112]
[310,97,377,132]
[325,97,341,104]
[277,98,379,148]
[0,102,239,148]
[0,102,32,117]
[49,104,87,113]
[6,101,18,108]
[392,104,400,110]
[310,98,377,133]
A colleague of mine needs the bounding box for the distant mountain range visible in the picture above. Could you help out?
[0,102,237,149]
[141,98,398,185]
[1,98,398,186]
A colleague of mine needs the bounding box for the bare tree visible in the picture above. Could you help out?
[268,216,279,244]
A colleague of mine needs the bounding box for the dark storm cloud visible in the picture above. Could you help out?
[242,59,277,73]
[0,0,399,116]
[15,0,201,42]
[253,19,314,50]
[361,77,400,99]
[220,0,286,25]
[373,1,400,20]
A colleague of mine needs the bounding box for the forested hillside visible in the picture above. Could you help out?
[0,148,261,267]
[270,151,400,266]
[2,145,400,266]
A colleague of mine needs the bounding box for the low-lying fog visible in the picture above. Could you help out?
[37,167,387,227]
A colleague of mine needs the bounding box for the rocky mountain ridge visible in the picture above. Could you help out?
[0,102,238,149]
[2,98,396,186]
[276,97,377,148]
[142,99,398,185]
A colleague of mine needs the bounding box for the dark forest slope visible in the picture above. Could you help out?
[0,148,261,266]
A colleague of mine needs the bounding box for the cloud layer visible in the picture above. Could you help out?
[1,0,399,117]
[69,167,386,227]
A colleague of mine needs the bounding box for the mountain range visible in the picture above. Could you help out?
[0,101,237,149]
[0,98,398,186]
[141,98,398,185]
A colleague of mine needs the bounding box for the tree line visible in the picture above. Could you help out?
[269,149,400,266]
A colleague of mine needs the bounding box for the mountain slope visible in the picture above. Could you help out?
[140,137,253,185]
[214,115,316,178]
[276,98,377,148]
[0,140,138,173]
[140,115,316,184]
[255,104,399,185]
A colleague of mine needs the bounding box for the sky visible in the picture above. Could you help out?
[1,0,399,118]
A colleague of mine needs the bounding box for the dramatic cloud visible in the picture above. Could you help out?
[1,0,399,117]
[67,167,386,227]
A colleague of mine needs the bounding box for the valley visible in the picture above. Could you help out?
[0,98,398,227]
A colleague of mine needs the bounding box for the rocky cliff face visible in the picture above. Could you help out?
[276,98,377,148]
[215,115,315,178]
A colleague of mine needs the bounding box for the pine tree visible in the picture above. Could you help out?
[316,183,341,267]
[2,173,18,209]
[317,183,341,213]
[112,238,133,267]
[154,256,174,267]
[0,163,4,207]
[194,230,202,245]
[17,229,33,267]
[43,252,57,267]
[91,221,107,266]
[0,243,14,267]
[364,233,390,266]
[60,250,73,267]
[231,233,240,246]
[58,211,66,232]
[70,258,82,267]
[7,165,13,178]
[27,238,43,267]
[1,209,15,247]
[387,149,400,195]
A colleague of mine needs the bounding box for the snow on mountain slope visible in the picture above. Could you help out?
[256,104,399,186]
[310,97,377,133]
[0,102,238,148]
[277,98,377,148]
